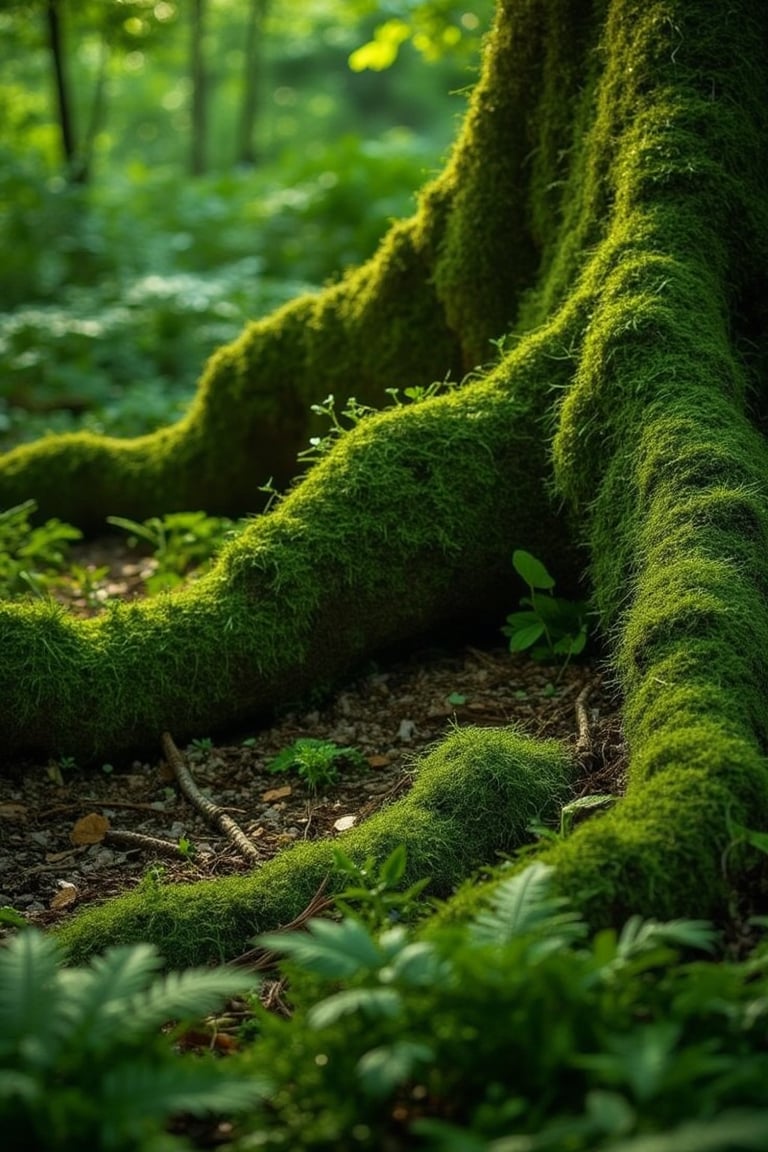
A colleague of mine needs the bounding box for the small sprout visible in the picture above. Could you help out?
[267,738,367,792]
[446,692,467,706]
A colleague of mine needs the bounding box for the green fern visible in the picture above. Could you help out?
[0,929,267,1151]
[470,860,587,947]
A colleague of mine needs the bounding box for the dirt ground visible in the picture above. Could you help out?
[0,647,625,937]
[0,537,627,937]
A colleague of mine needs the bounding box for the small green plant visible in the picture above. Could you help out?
[65,561,111,607]
[0,499,82,599]
[297,392,378,465]
[0,928,267,1151]
[503,549,590,666]
[298,380,457,466]
[177,836,196,859]
[266,738,367,791]
[106,510,238,593]
[188,736,214,756]
[331,844,430,927]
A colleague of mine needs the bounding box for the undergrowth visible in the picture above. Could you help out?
[233,860,768,1150]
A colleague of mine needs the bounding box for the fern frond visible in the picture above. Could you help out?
[616,917,716,964]
[123,966,255,1038]
[56,942,164,1051]
[0,931,67,1062]
[101,1058,269,1126]
[471,862,586,946]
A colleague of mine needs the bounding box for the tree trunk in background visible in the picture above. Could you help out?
[45,0,82,182]
[237,0,268,167]
[190,0,207,175]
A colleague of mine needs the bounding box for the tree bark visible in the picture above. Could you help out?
[190,0,207,176]
[45,0,82,182]
[237,0,268,167]
[3,0,768,954]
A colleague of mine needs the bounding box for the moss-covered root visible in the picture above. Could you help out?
[0,230,461,531]
[0,1,600,531]
[0,316,581,762]
[55,726,571,966]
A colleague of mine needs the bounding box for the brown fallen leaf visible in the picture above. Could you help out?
[71,811,110,845]
[50,882,78,910]
[367,755,391,769]
[261,785,292,802]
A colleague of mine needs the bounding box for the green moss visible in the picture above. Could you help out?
[56,726,571,965]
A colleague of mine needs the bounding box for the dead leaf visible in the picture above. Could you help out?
[45,849,77,863]
[333,815,357,832]
[0,802,27,821]
[70,812,110,845]
[50,882,78,910]
[367,755,390,769]
[261,785,292,802]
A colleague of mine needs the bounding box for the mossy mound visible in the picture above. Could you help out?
[56,727,571,965]
[3,0,768,949]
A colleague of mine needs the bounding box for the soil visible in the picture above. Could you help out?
[0,541,627,940]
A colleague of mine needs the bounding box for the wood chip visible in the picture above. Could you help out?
[367,755,391,768]
[261,785,292,802]
[50,882,78,909]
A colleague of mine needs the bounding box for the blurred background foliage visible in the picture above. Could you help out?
[0,0,492,448]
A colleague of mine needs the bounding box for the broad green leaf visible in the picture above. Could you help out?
[389,941,450,987]
[349,19,411,72]
[513,549,555,590]
[0,930,66,1059]
[124,966,255,1037]
[471,862,585,945]
[506,621,546,651]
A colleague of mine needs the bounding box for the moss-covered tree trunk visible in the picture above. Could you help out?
[3,0,768,959]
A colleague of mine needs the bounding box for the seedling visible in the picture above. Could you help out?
[266,738,366,791]
[331,844,430,927]
[503,549,589,668]
[298,380,457,466]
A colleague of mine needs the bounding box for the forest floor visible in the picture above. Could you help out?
[0,540,627,940]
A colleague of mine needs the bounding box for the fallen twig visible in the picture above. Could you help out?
[104,829,191,858]
[161,731,262,864]
[574,682,594,763]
